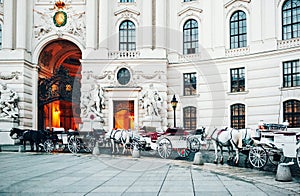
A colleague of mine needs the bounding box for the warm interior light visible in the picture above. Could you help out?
[52,101,61,127]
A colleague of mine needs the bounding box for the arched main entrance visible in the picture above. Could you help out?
[38,40,82,131]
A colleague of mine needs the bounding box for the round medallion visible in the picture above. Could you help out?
[117,68,131,85]
[53,11,67,27]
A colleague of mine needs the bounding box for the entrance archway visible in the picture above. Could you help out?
[38,40,82,131]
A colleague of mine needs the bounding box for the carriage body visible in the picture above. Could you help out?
[43,128,107,154]
[247,123,300,169]
[43,127,82,153]
[156,127,205,159]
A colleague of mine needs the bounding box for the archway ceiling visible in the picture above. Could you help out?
[38,40,81,78]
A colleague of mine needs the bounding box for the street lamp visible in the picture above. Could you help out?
[171,95,178,127]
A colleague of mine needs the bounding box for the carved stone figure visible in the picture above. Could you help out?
[141,84,163,117]
[81,84,104,118]
[0,84,19,119]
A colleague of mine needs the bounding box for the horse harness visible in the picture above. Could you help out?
[110,129,127,144]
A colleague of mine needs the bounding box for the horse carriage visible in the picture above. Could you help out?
[43,128,107,154]
[246,123,300,169]
[42,128,81,153]
[104,127,206,159]
[155,127,206,159]
[209,123,300,169]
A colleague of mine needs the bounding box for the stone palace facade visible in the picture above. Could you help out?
[0,0,299,143]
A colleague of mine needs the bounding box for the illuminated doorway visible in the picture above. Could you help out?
[38,40,82,131]
[113,101,134,130]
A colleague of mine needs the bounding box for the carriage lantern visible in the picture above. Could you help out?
[171,95,178,127]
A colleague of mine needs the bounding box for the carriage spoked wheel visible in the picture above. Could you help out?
[297,148,300,169]
[175,148,191,158]
[157,137,172,159]
[187,137,201,152]
[68,136,81,154]
[83,138,95,153]
[248,146,268,169]
[43,139,54,153]
[268,150,285,166]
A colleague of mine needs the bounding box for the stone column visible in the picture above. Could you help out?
[99,0,108,51]
[86,0,98,49]
[2,0,15,49]
[16,0,27,49]
[156,0,166,49]
[32,65,39,129]
[141,0,152,49]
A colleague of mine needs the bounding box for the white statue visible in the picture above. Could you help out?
[0,84,19,119]
[141,84,163,117]
[81,84,104,117]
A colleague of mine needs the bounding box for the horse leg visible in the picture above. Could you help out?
[30,140,34,151]
[213,141,218,164]
[234,148,239,166]
[219,146,224,165]
[111,140,115,154]
[23,140,26,152]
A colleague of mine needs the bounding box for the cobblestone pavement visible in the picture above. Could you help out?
[0,151,299,196]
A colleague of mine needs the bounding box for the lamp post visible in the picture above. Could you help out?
[171,95,178,127]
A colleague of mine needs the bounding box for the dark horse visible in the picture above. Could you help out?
[10,128,48,152]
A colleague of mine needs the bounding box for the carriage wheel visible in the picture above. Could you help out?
[68,136,81,154]
[268,150,285,166]
[297,148,300,169]
[188,137,201,152]
[157,137,172,159]
[248,146,268,169]
[43,139,54,153]
[83,138,95,153]
[176,148,191,158]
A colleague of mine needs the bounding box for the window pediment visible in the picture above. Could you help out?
[114,8,140,17]
[178,6,203,17]
[224,0,251,8]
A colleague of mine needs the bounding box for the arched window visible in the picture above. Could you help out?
[282,0,300,40]
[230,11,247,49]
[230,104,245,129]
[283,100,300,127]
[183,19,198,54]
[119,20,136,51]
[183,106,197,130]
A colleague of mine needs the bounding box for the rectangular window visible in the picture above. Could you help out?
[183,107,197,130]
[230,67,245,92]
[283,60,300,87]
[183,73,197,96]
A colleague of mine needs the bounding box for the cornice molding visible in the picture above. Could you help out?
[114,7,140,16]
[178,6,203,17]
[224,0,251,8]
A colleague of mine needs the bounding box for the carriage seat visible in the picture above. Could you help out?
[164,128,189,136]
[52,127,65,133]
[67,129,79,136]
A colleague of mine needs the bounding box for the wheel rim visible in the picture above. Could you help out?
[44,139,54,153]
[188,137,200,152]
[268,150,285,165]
[297,149,300,169]
[176,148,190,157]
[157,138,172,159]
[248,146,268,168]
[84,139,95,152]
[68,136,81,153]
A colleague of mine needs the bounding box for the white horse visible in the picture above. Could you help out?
[211,127,254,165]
[105,129,133,154]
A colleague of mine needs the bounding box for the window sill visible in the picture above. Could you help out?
[182,94,199,97]
[227,90,249,95]
[225,47,250,57]
[280,86,300,91]
[277,37,300,49]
